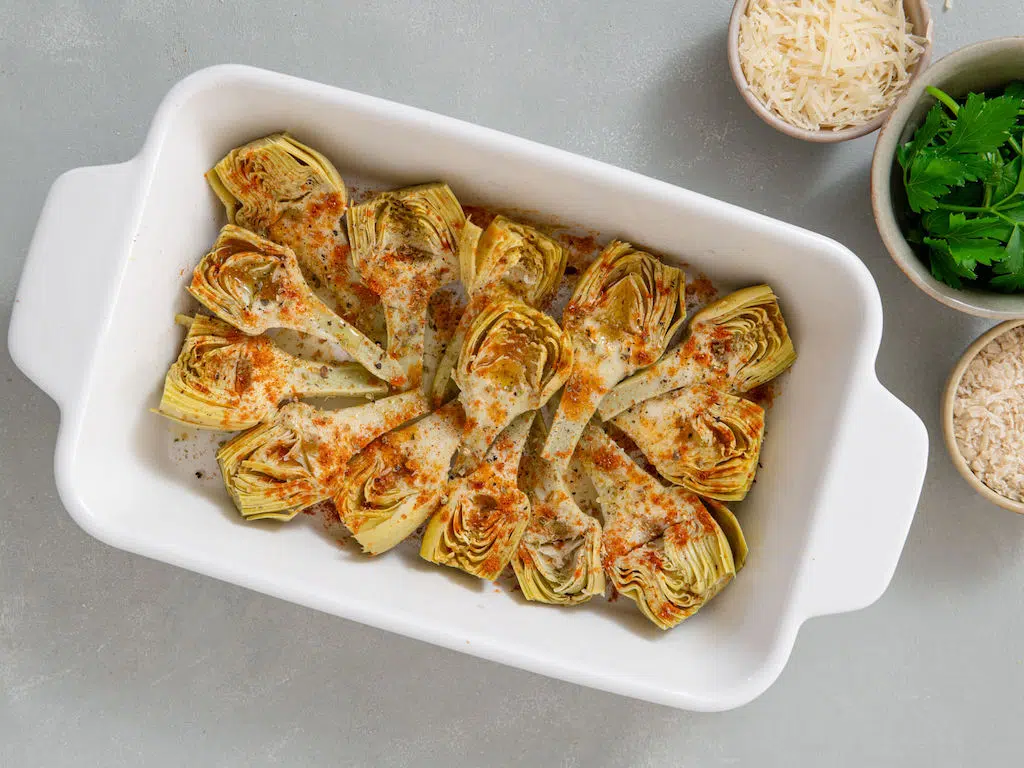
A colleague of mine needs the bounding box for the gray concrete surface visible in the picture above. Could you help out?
[2,1,1022,765]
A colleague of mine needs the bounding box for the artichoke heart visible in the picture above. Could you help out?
[156,313,387,430]
[430,215,566,407]
[205,133,383,338]
[347,183,466,391]
[455,299,572,460]
[599,284,796,420]
[542,241,685,473]
[216,390,428,521]
[420,412,535,581]
[189,225,399,381]
[577,423,738,630]
[336,401,465,555]
[612,385,765,501]
[512,417,604,605]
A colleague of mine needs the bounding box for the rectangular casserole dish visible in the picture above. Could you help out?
[8,65,928,712]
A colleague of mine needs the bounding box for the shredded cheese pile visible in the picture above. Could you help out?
[738,0,928,132]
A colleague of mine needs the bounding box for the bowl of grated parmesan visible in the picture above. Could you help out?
[728,0,933,142]
[944,320,1024,514]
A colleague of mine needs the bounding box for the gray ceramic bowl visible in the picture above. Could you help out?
[872,37,1024,318]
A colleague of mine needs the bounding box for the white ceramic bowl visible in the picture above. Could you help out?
[8,65,928,712]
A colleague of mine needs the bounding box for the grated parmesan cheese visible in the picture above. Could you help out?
[737,0,928,132]
[953,326,1024,503]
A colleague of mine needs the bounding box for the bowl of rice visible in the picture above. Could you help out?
[728,0,933,142]
[943,320,1024,514]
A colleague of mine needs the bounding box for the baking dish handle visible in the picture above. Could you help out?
[800,377,929,619]
[8,161,140,410]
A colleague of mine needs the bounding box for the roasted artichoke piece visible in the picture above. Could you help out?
[189,225,401,381]
[205,133,383,337]
[420,412,534,581]
[455,299,572,461]
[336,401,465,555]
[512,418,604,605]
[156,314,387,430]
[611,385,765,501]
[704,498,747,572]
[576,423,737,630]
[599,284,796,420]
[542,241,685,473]
[347,183,466,390]
[216,390,428,521]
[431,216,567,406]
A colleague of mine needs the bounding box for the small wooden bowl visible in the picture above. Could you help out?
[942,320,1024,515]
[727,0,933,143]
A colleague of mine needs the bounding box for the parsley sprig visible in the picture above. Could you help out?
[898,83,1024,291]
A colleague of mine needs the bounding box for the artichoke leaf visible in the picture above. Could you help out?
[512,417,604,605]
[189,225,402,382]
[576,423,736,630]
[420,412,535,581]
[217,390,428,521]
[612,385,765,501]
[599,284,796,420]
[703,498,748,572]
[542,241,685,474]
[336,401,465,555]
[156,313,387,430]
[347,183,465,391]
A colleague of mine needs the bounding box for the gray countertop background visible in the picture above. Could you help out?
[2,1,1022,765]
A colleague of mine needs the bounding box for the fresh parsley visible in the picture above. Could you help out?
[898,84,1024,292]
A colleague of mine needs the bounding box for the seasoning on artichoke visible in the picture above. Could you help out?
[542,241,685,473]
[205,133,383,338]
[189,225,401,381]
[599,284,795,420]
[347,183,467,390]
[577,422,738,630]
[455,299,572,461]
[420,412,535,581]
[611,385,765,501]
[216,390,428,521]
[336,401,465,555]
[511,417,604,606]
[430,216,567,406]
[156,313,387,431]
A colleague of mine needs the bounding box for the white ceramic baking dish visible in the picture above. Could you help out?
[8,65,928,712]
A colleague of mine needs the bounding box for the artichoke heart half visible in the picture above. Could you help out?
[431,216,567,406]
[577,423,739,630]
[612,385,765,501]
[157,313,387,430]
[216,390,428,521]
[347,183,466,391]
[420,412,535,581]
[189,225,397,380]
[336,401,465,555]
[512,417,604,605]
[542,241,685,473]
[205,133,383,338]
[455,299,572,461]
[599,284,796,420]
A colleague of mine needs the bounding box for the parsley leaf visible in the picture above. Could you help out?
[991,227,1024,291]
[905,151,988,212]
[898,104,944,169]
[944,93,1021,154]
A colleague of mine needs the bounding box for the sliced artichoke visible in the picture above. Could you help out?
[347,183,466,390]
[704,498,747,572]
[511,417,604,605]
[430,215,567,407]
[156,313,387,430]
[336,402,465,555]
[611,385,765,501]
[189,225,401,381]
[542,241,685,473]
[598,284,796,420]
[576,423,737,630]
[205,133,383,337]
[216,390,428,521]
[420,412,534,581]
[455,299,572,460]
